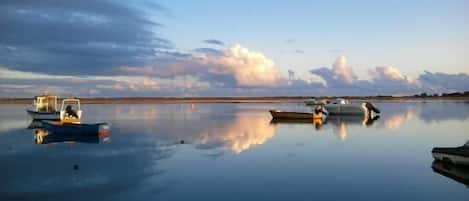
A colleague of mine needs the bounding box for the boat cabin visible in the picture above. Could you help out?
[32,95,57,112]
[60,98,82,123]
[333,98,350,105]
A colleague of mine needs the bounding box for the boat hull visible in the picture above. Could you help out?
[270,110,324,120]
[432,146,469,166]
[324,104,366,115]
[42,121,109,136]
[27,110,60,120]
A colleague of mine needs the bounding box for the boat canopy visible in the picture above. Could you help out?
[33,95,57,112]
[60,98,82,123]
[60,98,81,111]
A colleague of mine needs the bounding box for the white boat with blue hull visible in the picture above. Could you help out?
[26,95,60,120]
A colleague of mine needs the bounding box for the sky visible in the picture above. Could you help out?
[0,0,468,97]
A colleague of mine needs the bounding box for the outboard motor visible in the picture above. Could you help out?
[364,102,380,114]
[313,105,328,116]
[364,115,380,126]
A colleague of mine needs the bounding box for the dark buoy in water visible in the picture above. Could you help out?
[73,164,79,170]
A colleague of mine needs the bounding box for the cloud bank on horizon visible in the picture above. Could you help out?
[0,0,468,97]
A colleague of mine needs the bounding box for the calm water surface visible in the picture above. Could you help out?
[1,101,468,201]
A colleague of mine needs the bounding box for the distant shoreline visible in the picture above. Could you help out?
[1,96,469,104]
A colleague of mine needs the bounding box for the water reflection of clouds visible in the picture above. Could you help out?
[0,105,29,133]
[335,122,347,141]
[106,104,275,154]
[0,133,172,201]
[418,102,469,123]
[107,102,469,151]
[112,105,160,120]
[381,107,416,130]
[0,119,28,133]
[376,102,469,130]
[196,114,275,154]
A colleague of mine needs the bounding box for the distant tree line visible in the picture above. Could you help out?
[413,91,469,97]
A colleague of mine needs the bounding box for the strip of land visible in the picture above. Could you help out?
[1,96,468,104]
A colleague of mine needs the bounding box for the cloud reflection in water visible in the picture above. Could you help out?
[196,113,275,154]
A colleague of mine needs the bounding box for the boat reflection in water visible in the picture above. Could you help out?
[432,160,469,188]
[270,118,325,130]
[33,128,109,144]
[328,115,380,141]
[29,120,110,145]
[271,115,380,140]
[27,120,45,129]
[328,115,380,127]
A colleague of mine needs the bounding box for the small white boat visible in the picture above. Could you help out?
[304,98,329,106]
[304,98,318,105]
[324,98,380,116]
[26,95,60,120]
[432,140,469,166]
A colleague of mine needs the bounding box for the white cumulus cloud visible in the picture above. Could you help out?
[121,44,287,88]
[369,66,413,83]
[332,56,357,84]
[204,44,286,87]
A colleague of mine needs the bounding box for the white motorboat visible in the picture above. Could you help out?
[304,98,318,105]
[26,95,60,120]
[304,98,329,106]
[324,98,380,116]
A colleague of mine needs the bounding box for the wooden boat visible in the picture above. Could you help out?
[270,114,379,126]
[432,160,469,188]
[270,118,317,124]
[270,105,327,120]
[324,98,380,116]
[41,121,110,136]
[432,140,469,166]
[270,110,325,129]
[26,95,60,120]
[270,110,324,119]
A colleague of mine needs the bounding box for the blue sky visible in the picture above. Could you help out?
[160,0,467,77]
[0,0,468,97]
